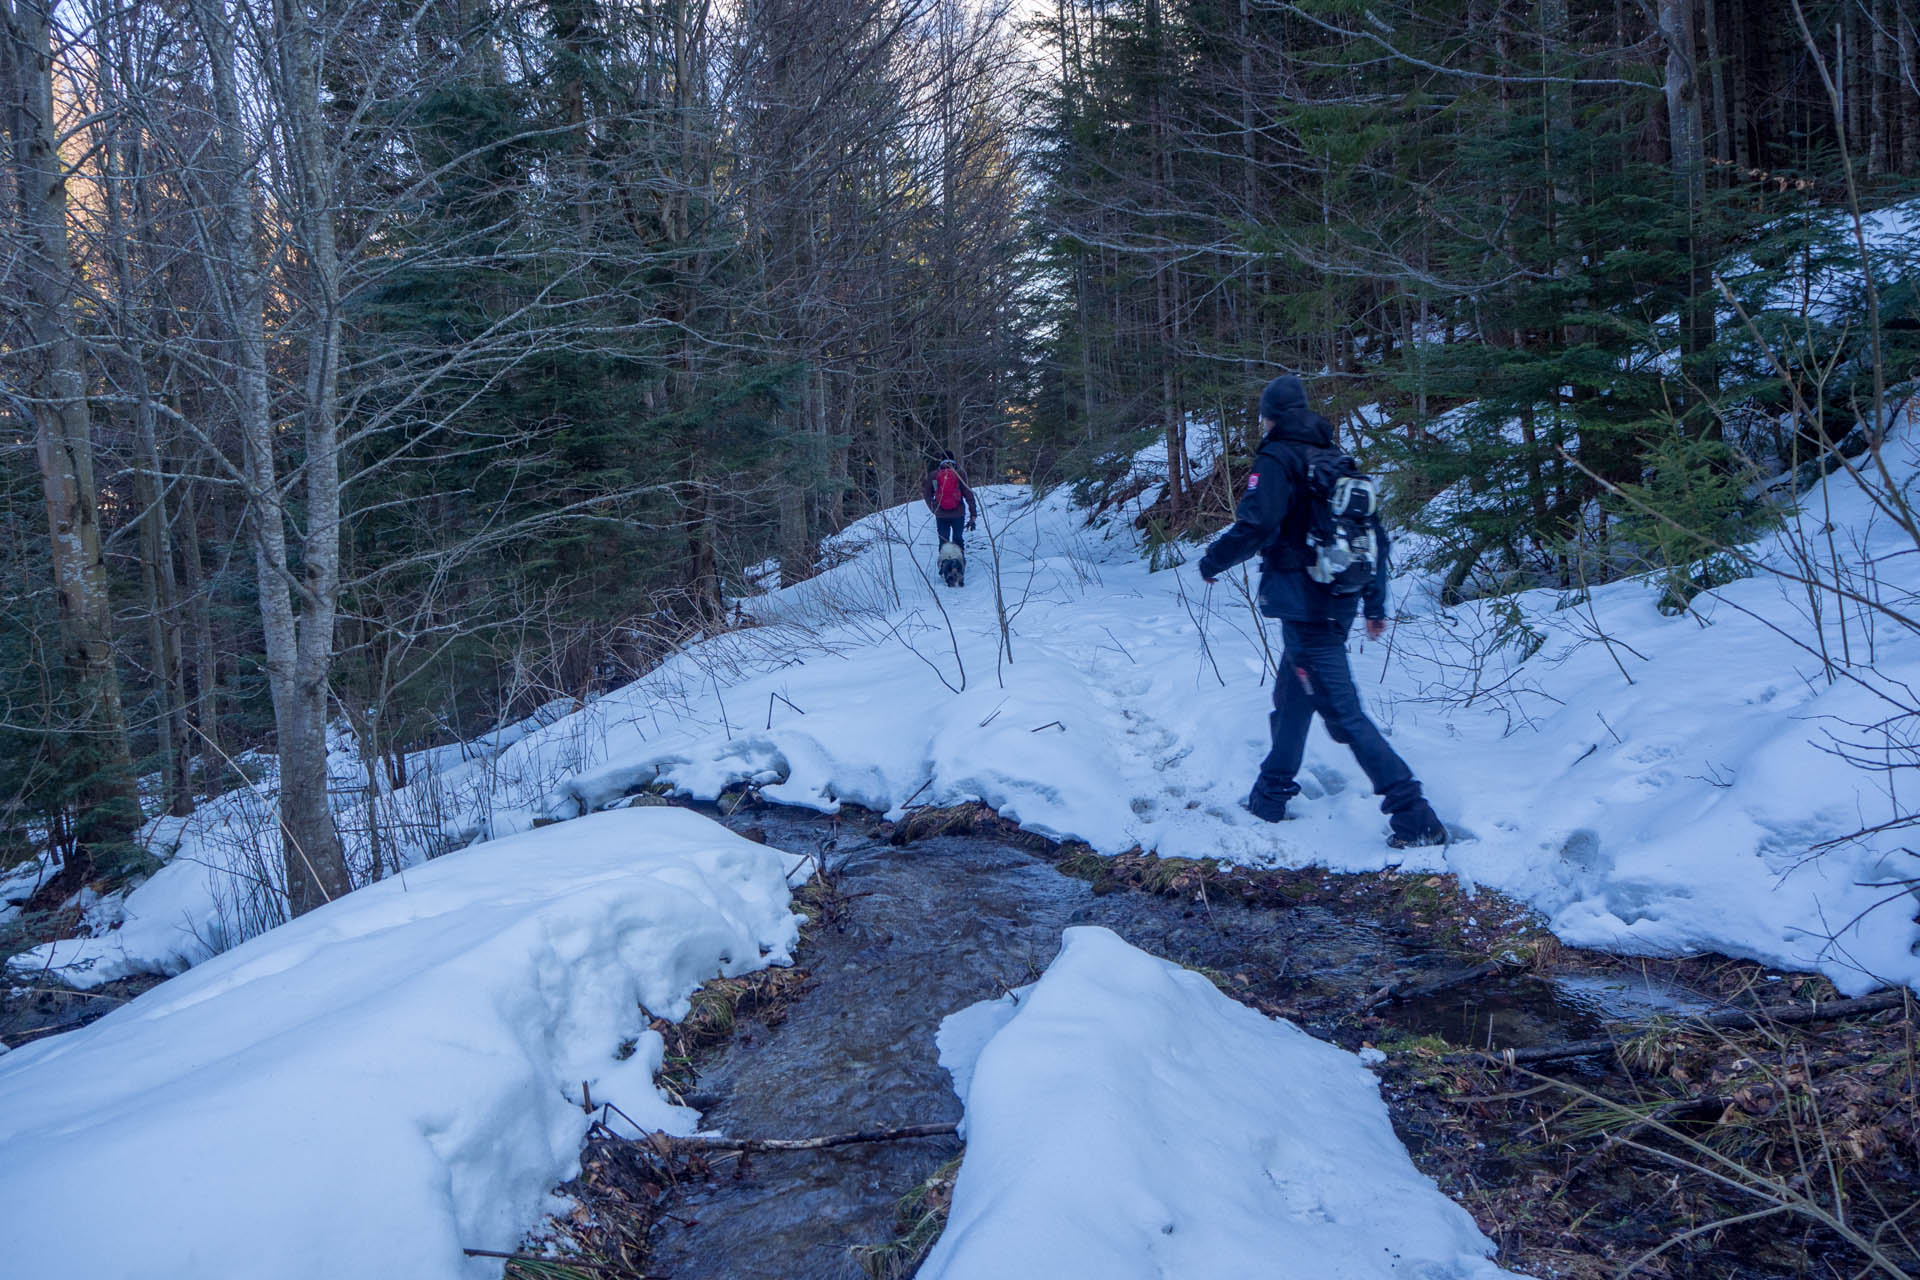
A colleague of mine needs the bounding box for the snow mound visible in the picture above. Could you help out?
[922,927,1522,1279]
[0,807,799,1280]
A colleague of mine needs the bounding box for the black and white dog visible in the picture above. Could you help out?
[938,540,965,588]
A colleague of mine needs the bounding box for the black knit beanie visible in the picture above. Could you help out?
[1258,375,1308,422]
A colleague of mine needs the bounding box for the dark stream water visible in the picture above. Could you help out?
[648,804,1703,1280]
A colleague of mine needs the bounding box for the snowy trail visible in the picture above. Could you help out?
[15,460,1882,1277]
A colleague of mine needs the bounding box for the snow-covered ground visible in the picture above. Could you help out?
[0,852,51,929]
[925,926,1519,1279]
[0,807,799,1280]
[20,398,1920,996]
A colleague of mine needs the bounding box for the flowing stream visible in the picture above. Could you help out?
[648,803,1707,1279]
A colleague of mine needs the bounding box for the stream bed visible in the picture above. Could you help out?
[648,802,1709,1280]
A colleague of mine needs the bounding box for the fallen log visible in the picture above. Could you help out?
[633,1121,959,1156]
[1445,987,1911,1067]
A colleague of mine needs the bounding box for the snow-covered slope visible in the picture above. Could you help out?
[925,927,1520,1279]
[21,405,1920,995]
[474,436,1919,992]
[0,807,799,1280]
[474,423,1920,993]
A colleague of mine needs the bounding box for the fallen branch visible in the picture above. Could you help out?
[765,690,806,728]
[635,1121,958,1155]
[459,1246,656,1276]
[3,1015,99,1046]
[1446,988,1911,1067]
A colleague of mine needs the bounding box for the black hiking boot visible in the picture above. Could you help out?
[1242,794,1290,824]
[1387,800,1448,849]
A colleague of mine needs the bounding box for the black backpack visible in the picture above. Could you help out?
[1300,448,1380,596]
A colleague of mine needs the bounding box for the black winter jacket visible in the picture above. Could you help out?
[1197,387,1390,624]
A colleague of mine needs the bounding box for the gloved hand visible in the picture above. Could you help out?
[967,518,976,531]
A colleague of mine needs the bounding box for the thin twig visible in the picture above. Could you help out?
[458,1247,653,1277]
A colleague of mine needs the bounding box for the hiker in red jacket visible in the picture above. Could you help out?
[923,451,980,549]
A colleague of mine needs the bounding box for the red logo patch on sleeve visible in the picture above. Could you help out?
[1246,473,1260,490]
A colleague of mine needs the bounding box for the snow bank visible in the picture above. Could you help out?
[0,851,53,929]
[0,806,799,1280]
[922,927,1519,1279]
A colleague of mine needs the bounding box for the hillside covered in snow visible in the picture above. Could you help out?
[27,398,1920,1000]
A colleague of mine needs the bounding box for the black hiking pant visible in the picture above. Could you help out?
[935,513,966,550]
[1250,618,1431,837]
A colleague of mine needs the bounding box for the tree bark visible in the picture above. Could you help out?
[1898,0,1920,174]
[1867,0,1889,176]
[1659,0,1716,415]
[190,0,351,916]
[2,0,143,883]
[177,487,222,791]
[102,90,194,818]
[1701,0,1730,163]
[268,0,353,915]
[1727,0,1752,171]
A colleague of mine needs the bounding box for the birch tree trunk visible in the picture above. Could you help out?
[266,0,353,915]
[190,0,351,916]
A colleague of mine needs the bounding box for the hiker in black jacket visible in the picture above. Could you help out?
[923,451,980,549]
[1198,375,1448,849]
